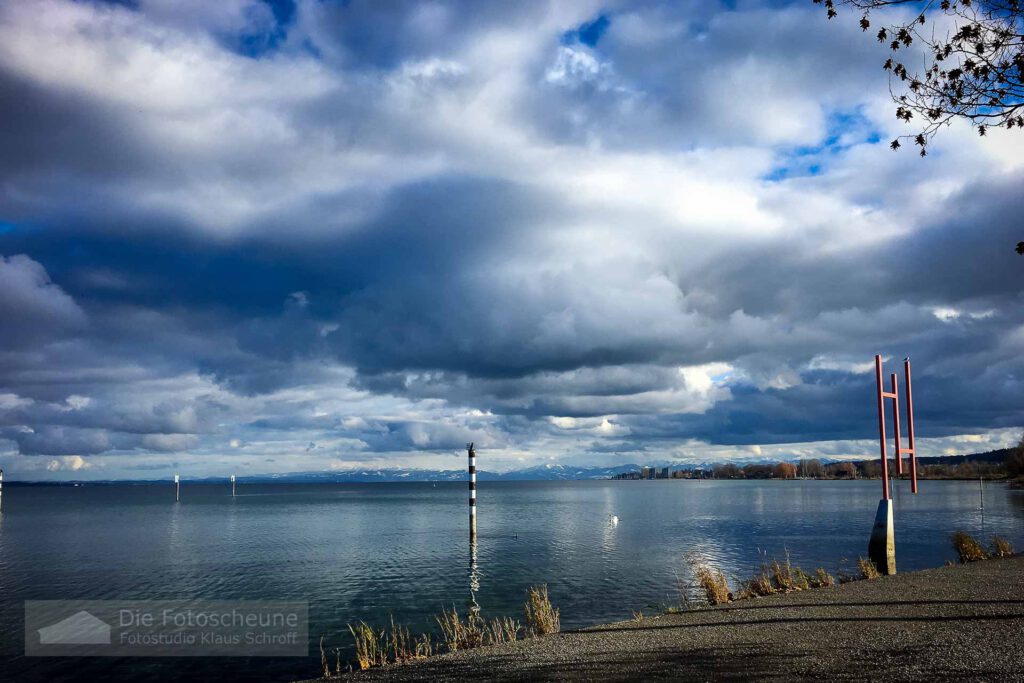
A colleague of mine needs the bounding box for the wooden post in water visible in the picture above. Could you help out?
[231,474,236,498]
[468,442,477,543]
[0,468,4,512]
[174,473,180,502]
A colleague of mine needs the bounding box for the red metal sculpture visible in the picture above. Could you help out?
[869,355,918,575]
[873,354,918,497]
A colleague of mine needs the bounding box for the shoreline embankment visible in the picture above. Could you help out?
[303,555,1024,682]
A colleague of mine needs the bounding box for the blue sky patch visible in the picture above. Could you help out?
[562,13,611,47]
[764,108,882,181]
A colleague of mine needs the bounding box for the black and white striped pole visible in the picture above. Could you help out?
[468,442,477,543]
[174,473,180,502]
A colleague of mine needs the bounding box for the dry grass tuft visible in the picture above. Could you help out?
[334,588,534,671]
[743,568,776,598]
[435,606,484,652]
[768,554,811,592]
[857,556,881,579]
[387,616,432,663]
[812,567,835,588]
[344,618,432,671]
[347,621,386,670]
[524,584,560,636]
[792,566,812,590]
[769,559,797,591]
[991,536,1014,558]
[951,531,988,563]
[693,565,731,605]
[484,616,521,645]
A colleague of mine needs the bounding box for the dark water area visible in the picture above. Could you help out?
[0,479,1021,682]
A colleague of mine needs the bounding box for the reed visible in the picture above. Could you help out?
[857,556,881,579]
[811,567,835,588]
[951,531,988,563]
[990,536,1014,558]
[523,584,561,636]
[387,616,432,663]
[769,555,811,591]
[435,606,484,652]
[415,633,433,658]
[484,616,521,645]
[736,555,816,598]
[347,621,386,670]
[742,567,776,598]
[693,565,731,605]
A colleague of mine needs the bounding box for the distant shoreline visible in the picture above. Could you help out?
[1,476,1018,486]
[1,475,1018,486]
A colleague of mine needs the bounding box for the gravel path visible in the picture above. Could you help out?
[309,556,1024,682]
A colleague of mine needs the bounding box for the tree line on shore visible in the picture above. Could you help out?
[617,436,1024,482]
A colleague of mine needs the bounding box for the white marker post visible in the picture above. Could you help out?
[468,442,477,543]
[174,473,180,502]
[231,474,236,498]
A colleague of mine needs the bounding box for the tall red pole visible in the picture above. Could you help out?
[875,355,890,500]
[891,373,902,476]
[904,358,917,494]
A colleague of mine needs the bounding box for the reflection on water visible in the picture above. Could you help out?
[0,479,1020,682]
[468,538,480,620]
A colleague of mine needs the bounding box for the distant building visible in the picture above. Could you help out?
[660,467,670,479]
[641,467,651,480]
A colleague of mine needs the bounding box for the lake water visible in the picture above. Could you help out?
[1,479,1021,681]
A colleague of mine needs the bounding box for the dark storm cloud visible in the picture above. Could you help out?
[0,68,155,182]
[0,254,87,348]
[13,426,112,456]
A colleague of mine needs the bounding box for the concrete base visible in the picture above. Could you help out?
[868,498,896,575]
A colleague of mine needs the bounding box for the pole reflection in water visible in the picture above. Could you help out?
[468,537,481,621]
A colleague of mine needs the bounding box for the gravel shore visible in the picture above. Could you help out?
[308,556,1024,682]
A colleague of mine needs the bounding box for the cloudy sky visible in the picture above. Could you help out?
[0,0,1021,480]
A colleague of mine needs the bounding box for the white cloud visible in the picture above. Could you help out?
[46,455,91,472]
[544,46,614,89]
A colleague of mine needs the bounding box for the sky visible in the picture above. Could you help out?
[0,0,1021,480]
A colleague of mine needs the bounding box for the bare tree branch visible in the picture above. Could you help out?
[816,1,1024,254]
[814,0,1024,155]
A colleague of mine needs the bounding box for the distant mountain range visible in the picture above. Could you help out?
[10,448,1015,484]
[190,463,647,484]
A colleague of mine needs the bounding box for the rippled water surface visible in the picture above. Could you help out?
[1,479,1021,681]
